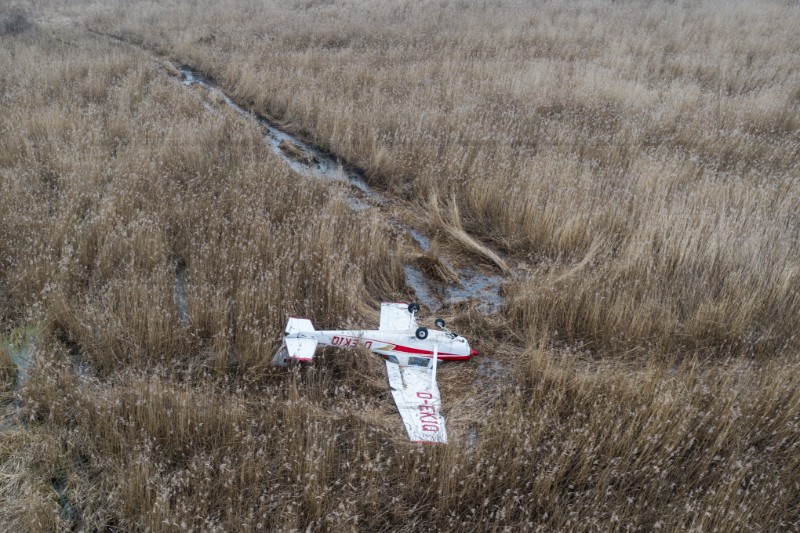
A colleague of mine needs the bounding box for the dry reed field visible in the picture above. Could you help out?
[1,0,799,530]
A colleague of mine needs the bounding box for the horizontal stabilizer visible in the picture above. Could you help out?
[284,336,318,361]
[286,317,315,335]
[272,317,318,366]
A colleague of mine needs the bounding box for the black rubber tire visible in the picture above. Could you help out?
[408,302,421,314]
[415,327,429,340]
[434,318,446,328]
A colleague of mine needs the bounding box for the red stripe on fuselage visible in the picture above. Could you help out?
[388,344,471,360]
[391,344,455,356]
[326,334,472,361]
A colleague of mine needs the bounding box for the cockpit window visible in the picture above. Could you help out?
[408,356,431,367]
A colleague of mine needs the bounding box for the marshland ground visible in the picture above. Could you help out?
[1,0,799,530]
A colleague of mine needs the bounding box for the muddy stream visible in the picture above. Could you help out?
[178,66,507,316]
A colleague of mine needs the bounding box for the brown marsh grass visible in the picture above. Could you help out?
[80,0,800,358]
[1,0,799,530]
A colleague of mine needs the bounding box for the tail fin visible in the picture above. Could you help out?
[272,317,318,366]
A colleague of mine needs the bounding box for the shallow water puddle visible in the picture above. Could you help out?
[2,327,37,387]
[444,268,504,313]
[175,262,190,327]
[1,328,37,435]
[402,264,441,311]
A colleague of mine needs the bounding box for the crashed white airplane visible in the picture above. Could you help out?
[272,302,478,444]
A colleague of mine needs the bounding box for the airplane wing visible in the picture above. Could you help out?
[386,360,447,444]
[379,302,418,331]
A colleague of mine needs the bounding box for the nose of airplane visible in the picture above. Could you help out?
[470,348,479,357]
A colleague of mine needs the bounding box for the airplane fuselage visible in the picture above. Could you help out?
[313,329,473,367]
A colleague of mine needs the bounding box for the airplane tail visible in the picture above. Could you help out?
[272,317,318,366]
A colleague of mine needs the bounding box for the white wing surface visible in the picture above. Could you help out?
[386,360,447,443]
[379,302,418,331]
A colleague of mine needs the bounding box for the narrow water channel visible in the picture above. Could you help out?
[177,65,506,314]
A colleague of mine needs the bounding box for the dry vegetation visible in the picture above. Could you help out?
[1,0,799,530]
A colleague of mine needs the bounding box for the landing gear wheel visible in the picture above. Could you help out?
[415,327,429,340]
[408,302,420,314]
[434,318,446,328]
